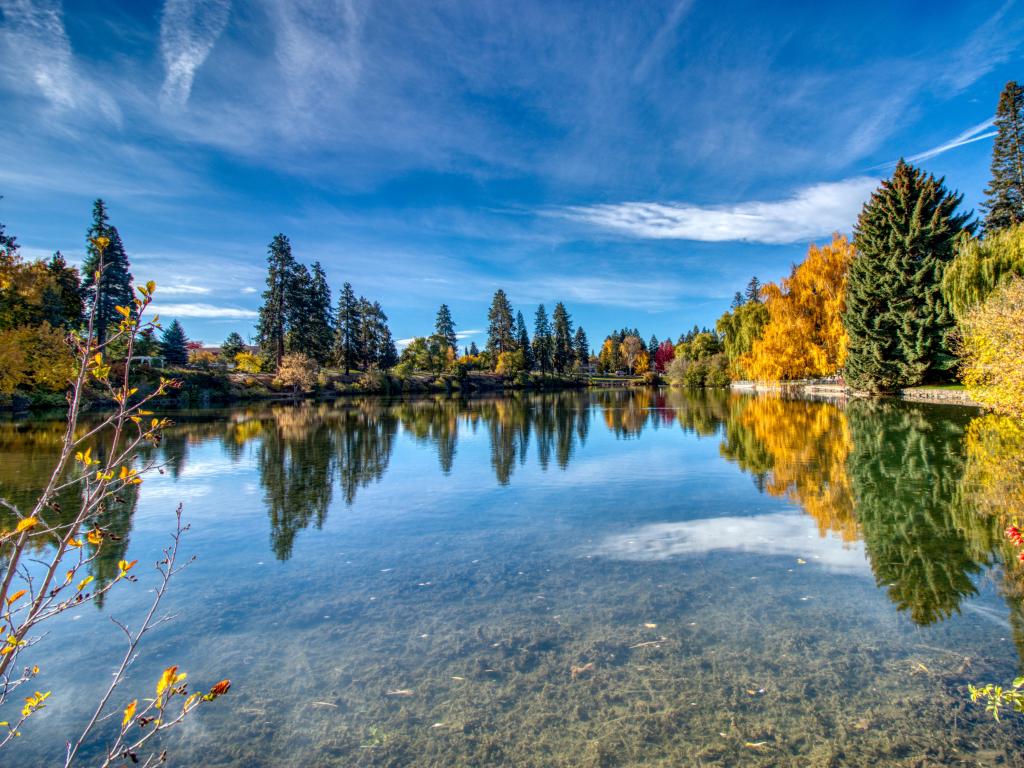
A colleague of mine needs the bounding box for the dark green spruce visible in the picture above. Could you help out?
[844,160,974,392]
[81,199,133,347]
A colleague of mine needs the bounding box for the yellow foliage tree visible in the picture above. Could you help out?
[0,323,76,395]
[957,277,1024,418]
[741,234,853,381]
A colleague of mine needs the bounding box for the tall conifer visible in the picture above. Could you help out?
[82,199,133,347]
[256,233,296,369]
[551,302,574,373]
[844,160,974,391]
[516,310,533,371]
[486,289,515,364]
[982,81,1024,233]
[532,304,553,374]
[334,282,360,373]
[435,304,457,350]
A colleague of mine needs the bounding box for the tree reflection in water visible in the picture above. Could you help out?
[2,390,1022,637]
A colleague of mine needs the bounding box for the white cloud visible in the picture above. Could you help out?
[593,511,869,575]
[0,0,120,123]
[454,328,482,339]
[159,284,212,296]
[152,302,257,319]
[240,286,258,294]
[159,0,232,111]
[906,118,996,164]
[558,177,878,245]
[632,0,695,82]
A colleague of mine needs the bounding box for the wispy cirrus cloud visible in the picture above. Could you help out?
[907,118,997,164]
[0,0,120,123]
[151,302,256,319]
[159,0,232,111]
[159,284,213,296]
[558,177,878,245]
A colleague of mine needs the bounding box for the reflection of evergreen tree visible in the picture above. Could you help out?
[86,483,138,608]
[847,399,983,625]
[259,410,336,561]
[336,406,398,506]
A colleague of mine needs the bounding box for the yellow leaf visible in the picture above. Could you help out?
[87,529,103,546]
[6,590,26,606]
[114,305,131,318]
[68,537,83,548]
[122,699,137,728]
[118,559,138,575]
[90,236,110,250]
[15,518,37,533]
[146,280,156,295]
[76,576,93,592]
[156,665,187,701]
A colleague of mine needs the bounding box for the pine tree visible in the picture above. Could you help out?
[379,321,399,369]
[982,81,1024,233]
[532,304,553,374]
[256,233,297,369]
[516,310,533,371]
[43,251,83,329]
[574,326,589,370]
[844,160,974,391]
[551,302,574,373]
[648,334,659,361]
[486,289,515,364]
[744,277,762,304]
[303,261,334,364]
[468,341,480,356]
[731,291,745,309]
[333,281,360,373]
[221,331,246,359]
[81,199,133,347]
[435,304,457,350]
[285,262,314,353]
[160,319,189,366]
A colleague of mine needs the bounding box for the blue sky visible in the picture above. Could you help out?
[0,0,1021,347]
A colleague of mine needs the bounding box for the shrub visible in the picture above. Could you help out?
[274,352,318,394]
[234,351,263,373]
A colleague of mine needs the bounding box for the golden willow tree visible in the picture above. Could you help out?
[740,234,853,381]
[957,277,1024,418]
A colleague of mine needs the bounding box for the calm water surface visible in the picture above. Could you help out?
[3,389,1024,766]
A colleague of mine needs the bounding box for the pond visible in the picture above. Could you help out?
[2,389,1024,766]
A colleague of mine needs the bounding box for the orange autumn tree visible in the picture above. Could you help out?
[742,234,854,381]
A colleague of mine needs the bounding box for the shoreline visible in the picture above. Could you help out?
[729,380,981,408]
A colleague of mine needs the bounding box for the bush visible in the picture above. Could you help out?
[234,351,264,374]
[274,352,318,394]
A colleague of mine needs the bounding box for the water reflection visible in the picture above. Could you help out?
[3,389,1023,633]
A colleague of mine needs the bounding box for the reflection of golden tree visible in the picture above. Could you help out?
[719,395,858,542]
[956,414,1024,664]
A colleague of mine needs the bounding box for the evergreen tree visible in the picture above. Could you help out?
[486,289,515,364]
[379,322,399,369]
[982,81,1024,233]
[302,261,334,365]
[81,199,133,347]
[516,310,533,371]
[744,276,762,304]
[574,326,590,370]
[551,302,574,373]
[333,281,360,373]
[256,233,297,369]
[648,334,659,362]
[221,331,246,360]
[468,341,480,356]
[0,215,17,258]
[845,160,974,391]
[731,291,745,309]
[43,251,83,329]
[355,297,382,368]
[532,304,553,374]
[435,304,457,350]
[160,319,189,366]
[284,262,314,353]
